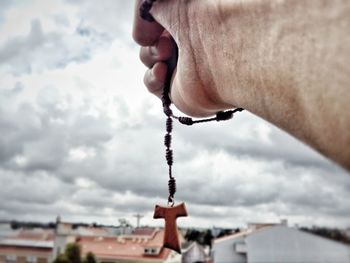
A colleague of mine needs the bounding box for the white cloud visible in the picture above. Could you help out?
[69,147,96,162]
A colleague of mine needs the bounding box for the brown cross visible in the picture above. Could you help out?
[153,202,188,254]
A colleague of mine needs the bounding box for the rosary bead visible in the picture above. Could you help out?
[140,0,157,22]
[216,111,234,121]
[178,117,194,126]
[164,134,172,148]
[166,117,173,133]
[162,93,172,107]
[164,107,173,117]
[168,177,176,197]
[166,149,173,166]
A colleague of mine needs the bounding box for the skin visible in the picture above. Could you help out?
[132,0,350,170]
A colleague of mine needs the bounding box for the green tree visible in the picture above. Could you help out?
[203,229,213,248]
[185,229,201,242]
[65,243,81,263]
[53,254,70,263]
[53,243,98,263]
[83,252,97,263]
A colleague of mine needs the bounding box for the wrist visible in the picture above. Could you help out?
[202,0,272,109]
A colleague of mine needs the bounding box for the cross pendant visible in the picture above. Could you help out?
[153,202,188,254]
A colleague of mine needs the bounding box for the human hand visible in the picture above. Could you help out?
[132,0,236,117]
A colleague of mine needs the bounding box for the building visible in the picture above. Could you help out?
[77,228,181,263]
[213,223,350,263]
[0,223,19,241]
[182,241,211,263]
[53,221,111,258]
[0,229,54,263]
[53,222,183,263]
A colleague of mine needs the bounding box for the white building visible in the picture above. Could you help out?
[0,222,19,240]
[213,224,350,263]
[182,241,209,263]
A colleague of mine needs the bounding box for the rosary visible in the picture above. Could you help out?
[140,0,244,254]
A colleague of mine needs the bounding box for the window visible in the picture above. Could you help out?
[144,247,159,255]
[27,256,37,263]
[5,255,16,263]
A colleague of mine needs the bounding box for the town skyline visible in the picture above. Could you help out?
[1,218,349,263]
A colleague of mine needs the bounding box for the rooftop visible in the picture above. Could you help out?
[77,229,171,261]
[0,239,53,248]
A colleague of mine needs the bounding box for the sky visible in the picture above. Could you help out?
[0,0,349,230]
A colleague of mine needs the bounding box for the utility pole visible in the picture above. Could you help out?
[133,214,144,228]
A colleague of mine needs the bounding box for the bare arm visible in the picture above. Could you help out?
[133,0,350,170]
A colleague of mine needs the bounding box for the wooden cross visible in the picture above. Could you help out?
[153,202,188,254]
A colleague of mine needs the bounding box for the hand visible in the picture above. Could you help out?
[132,0,236,117]
[133,0,350,170]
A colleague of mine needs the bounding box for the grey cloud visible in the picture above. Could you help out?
[0,0,12,25]
[0,19,110,75]
[72,188,156,214]
[173,153,350,220]
[0,170,74,205]
[176,111,331,169]
[0,85,113,174]
[66,0,134,40]
[52,14,70,28]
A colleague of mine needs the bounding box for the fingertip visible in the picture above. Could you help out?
[144,62,168,96]
[153,62,168,82]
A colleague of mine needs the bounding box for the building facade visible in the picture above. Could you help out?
[213,225,350,263]
[0,229,53,263]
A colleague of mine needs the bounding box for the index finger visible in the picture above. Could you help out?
[132,0,165,46]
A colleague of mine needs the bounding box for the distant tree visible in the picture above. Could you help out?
[48,222,56,228]
[83,252,97,263]
[10,220,19,229]
[216,228,233,238]
[118,218,131,227]
[301,226,350,245]
[65,243,82,263]
[203,229,213,248]
[53,254,70,263]
[185,229,201,242]
[53,243,98,263]
[185,229,215,247]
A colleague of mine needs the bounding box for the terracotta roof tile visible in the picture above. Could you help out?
[78,229,171,261]
[131,227,156,236]
[16,229,54,241]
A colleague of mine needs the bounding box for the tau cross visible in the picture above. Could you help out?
[153,202,188,254]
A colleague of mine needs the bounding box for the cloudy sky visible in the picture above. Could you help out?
[0,0,349,229]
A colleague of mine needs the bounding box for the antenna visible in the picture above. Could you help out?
[133,214,144,228]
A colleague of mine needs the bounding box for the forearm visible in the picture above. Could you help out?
[208,0,350,169]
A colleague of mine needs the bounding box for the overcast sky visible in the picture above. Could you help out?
[0,0,349,229]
